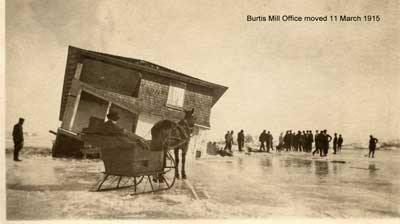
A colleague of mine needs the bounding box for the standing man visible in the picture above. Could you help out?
[290,130,296,151]
[368,135,379,158]
[322,130,332,156]
[229,130,234,152]
[12,118,25,161]
[259,130,267,152]
[269,131,274,151]
[237,130,245,152]
[278,132,284,152]
[333,133,338,154]
[228,131,233,152]
[266,131,273,152]
[312,130,320,156]
[284,131,290,152]
[338,134,343,152]
[224,131,230,151]
[308,130,314,153]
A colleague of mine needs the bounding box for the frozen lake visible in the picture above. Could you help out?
[6,147,400,219]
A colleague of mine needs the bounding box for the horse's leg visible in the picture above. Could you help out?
[181,148,187,180]
[174,148,180,179]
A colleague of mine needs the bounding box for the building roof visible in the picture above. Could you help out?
[59,46,228,121]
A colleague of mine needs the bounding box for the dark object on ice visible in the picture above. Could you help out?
[52,129,84,158]
[330,160,346,163]
[350,166,379,171]
[247,146,268,153]
[206,142,219,155]
[12,118,25,161]
[276,144,284,152]
[217,149,233,157]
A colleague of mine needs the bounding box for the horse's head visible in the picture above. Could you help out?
[183,108,196,130]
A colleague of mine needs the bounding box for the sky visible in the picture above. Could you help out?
[5,0,400,144]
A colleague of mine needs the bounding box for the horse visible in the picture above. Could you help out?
[150,108,195,179]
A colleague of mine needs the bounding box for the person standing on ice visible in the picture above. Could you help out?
[333,133,338,154]
[284,131,290,151]
[259,130,267,152]
[368,135,379,158]
[12,118,25,161]
[277,132,284,152]
[322,130,332,156]
[237,130,245,152]
[337,134,343,152]
[266,131,273,152]
[312,130,320,156]
[229,130,234,151]
[223,131,230,151]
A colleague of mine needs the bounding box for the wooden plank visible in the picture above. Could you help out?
[68,89,82,130]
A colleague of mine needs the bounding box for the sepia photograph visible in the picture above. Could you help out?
[2,0,400,222]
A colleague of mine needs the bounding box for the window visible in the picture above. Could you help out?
[166,81,186,108]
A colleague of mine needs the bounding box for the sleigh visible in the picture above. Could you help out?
[81,130,177,195]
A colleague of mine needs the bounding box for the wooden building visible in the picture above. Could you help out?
[52,46,227,159]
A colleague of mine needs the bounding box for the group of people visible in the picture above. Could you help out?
[258,130,274,152]
[223,130,245,152]
[222,129,350,157]
[278,130,316,153]
[275,130,344,157]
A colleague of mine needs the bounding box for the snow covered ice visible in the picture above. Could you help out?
[6,147,400,219]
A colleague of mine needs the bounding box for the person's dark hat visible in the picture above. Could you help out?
[107,111,120,121]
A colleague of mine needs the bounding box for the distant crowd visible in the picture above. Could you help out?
[223,129,379,158]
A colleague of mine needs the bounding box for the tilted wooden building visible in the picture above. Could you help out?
[53,46,227,159]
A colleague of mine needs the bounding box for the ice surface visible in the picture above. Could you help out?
[6,147,400,219]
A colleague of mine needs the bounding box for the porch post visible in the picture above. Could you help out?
[104,101,112,121]
[68,89,82,130]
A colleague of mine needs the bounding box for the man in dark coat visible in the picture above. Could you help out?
[290,130,296,151]
[266,131,273,152]
[283,131,289,151]
[337,134,343,152]
[224,131,230,151]
[312,130,320,156]
[322,130,332,156]
[229,130,234,151]
[307,130,313,152]
[333,133,338,154]
[368,135,379,158]
[12,118,25,161]
[99,111,125,135]
[259,130,267,152]
[237,130,245,152]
